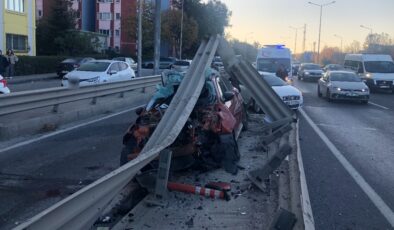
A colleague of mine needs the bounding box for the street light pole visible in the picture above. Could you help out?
[360,25,373,35]
[289,26,303,55]
[334,34,343,52]
[308,1,336,63]
[179,0,184,60]
[137,0,143,77]
[153,0,162,75]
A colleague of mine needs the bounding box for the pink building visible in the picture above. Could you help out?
[96,0,122,52]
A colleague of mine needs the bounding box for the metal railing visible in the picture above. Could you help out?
[0,76,161,116]
[14,36,293,230]
[14,36,220,230]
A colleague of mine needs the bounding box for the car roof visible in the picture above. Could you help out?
[88,60,118,63]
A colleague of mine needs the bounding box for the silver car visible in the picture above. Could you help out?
[317,71,370,104]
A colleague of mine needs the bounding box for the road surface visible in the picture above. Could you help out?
[295,78,394,230]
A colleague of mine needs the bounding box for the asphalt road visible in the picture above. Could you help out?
[7,69,161,93]
[294,79,394,229]
[0,109,138,230]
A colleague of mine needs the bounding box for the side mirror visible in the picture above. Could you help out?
[223,91,235,102]
[109,70,117,75]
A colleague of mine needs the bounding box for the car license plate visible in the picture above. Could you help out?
[346,93,358,97]
[379,85,390,88]
[286,100,298,105]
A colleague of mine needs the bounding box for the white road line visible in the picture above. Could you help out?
[296,121,315,230]
[316,123,377,131]
[0,105,145,154]
[369,101,389,110]
[300,108,394,227]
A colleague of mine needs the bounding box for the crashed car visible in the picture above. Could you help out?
[120,69,248,174]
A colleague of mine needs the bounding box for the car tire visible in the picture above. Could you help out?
[326,89,332,102]
[147,63,154,69]
[317,85,322,97]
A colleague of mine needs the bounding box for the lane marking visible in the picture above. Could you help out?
[369,101,389,110]
[316,123,377,131]
[0,105,145,154]
[296,121,315,230]
[299,108,394,227]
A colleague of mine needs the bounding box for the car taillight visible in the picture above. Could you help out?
[0,79,7,88]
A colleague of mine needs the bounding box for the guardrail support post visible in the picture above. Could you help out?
[145,149,172,207]
[91,97,97,105]
[119,92,124,98]
[52,104,59,113]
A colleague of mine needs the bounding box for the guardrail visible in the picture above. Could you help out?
[14,36,293,230]
[0,76,161,116]
[14,36,220,230]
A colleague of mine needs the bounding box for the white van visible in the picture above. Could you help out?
[256,45,292,78]
[344,54,394,92]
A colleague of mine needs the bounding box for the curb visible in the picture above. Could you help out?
[7,73,58,84]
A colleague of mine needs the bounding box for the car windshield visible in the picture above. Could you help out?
[364,61,394,73]
[77,62,110,72]
[113,57,125,61]
[327,65,344,70]
[63,58,81,63]
[303,64,321,70]
[263,75,287,86]
[330,72,361,82]
[174,61,190,66]
[257,58,290,73]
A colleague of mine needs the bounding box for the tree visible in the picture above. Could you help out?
[363,33,394,54]
[320,46,343,65]
[345,40,361,53]
[36,0,76,55]
[229,39,258,63]
[161,9,198,57]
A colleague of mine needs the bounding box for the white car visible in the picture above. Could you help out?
[171,60,191,73]
[62,60,136,87]
[0,74,11,94]
[260,73,303,110]
[113,57,137,71]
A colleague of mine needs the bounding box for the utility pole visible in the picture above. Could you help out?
[308,1,336,64]
[334,34,343,52]
[313,41,316,62]
[289,26,303,55]
[137,0,143,77]
[153,0,161,75]
[179,0,184,60]
[302,24,306,53]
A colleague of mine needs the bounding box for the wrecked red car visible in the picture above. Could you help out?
[120,68,248,174]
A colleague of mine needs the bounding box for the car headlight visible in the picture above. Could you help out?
[87,77,100,82]
[365,73,372,78]
[334,87,342,91]
[305,72,310,75]
[361,88,369,92]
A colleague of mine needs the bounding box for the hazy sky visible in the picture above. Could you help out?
[220,0,394,52]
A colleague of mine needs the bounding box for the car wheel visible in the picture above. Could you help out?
[326,89,332,102]
[317,85,322,97]
[147,63,154,69]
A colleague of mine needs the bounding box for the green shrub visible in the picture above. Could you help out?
[14,55,111,76]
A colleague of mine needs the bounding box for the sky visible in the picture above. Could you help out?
[220,0,394,53]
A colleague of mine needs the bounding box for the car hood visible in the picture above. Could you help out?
[368,73,394,80]
[272,85,302,97]
[65,71,103,80]
[330,81,368,89]
[258,71,276,77]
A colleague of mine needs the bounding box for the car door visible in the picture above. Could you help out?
[107,63,121,82]
[119,62,133,80]
[217,77,243,129]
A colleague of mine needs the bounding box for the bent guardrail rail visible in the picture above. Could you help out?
[14,35,293,230]
[0,76,161,116]
[14,36,220,230]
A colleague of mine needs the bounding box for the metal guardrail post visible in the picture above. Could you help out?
[52,104,59,113]
[91,97,97,105]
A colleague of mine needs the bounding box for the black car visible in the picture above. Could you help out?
[56,57,95,78]
[323,64,345,72]
[142,57,177,69]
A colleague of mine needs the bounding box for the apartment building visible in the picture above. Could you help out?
[1,0,36,56]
